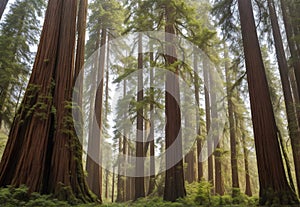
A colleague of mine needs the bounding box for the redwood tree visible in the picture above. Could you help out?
[203,56,213,189]
[0,0,94,202]
[163,2,186,202]
[135,32,145,200]
[225,48,240,195]
[86,27,106,200]
[210,67,223,196]
[237,0,298,204]
[194,49,203,181]
[148,49,155,195]
[267,0,300,194]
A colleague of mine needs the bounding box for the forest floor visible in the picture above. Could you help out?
[0,183,262,207]
[0,130,294,207]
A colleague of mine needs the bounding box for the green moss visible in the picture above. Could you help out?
[54,183,80,205]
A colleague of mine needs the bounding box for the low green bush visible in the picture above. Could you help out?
[0,183,259,206]
[0,185,69,206]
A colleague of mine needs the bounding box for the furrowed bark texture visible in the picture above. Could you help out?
[238,0,298,205]
[225,48,239,194]
[0,0,94,202]
[135,32,145,200]
[163,4,186,202]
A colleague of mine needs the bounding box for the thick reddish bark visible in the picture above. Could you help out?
[130,147,135,200]
[148,50,155,195]
[104,34,110,201]
[85,31,99,198]
[203,57,213,189]
[280,0,300,100]
[210,67,223,196]
[86,28,106,200]
[238,0,298,204]
[112,166,115,202]
[268,0,300,195]
[116,135,124,202]
[241,130,252,197]
[194,50,203,181]
[0,0,93,202]
[214,141,223,195]
[122,80,127,201]
[163,4,186,202]
[225,48,239,194]
[184,72,196,183]
[73,0,87,148]
[74,0,87,82]
[135,33,145,200]
[184,119,197,183]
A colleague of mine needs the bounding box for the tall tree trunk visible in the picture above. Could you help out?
[122,135,127,200]
[225,48,240,195]
[234,94,252,196]
[86,27,106,200]
[280,0,300,99]
[0,0,94,202]
[0,0,9,20]
[210,67,223,196]
[148,49,155,195]
[279,0,300,195]
[116,135,124,202]
[184,120,197,183]
[288,1,300,53]
[203,57,213,188]
[268,0,300,195]
[241,126,252,197]
[112,166,115,202]
[86,27,100,162]
[125,142,132,201]
[74,0,87,82]
[85,29,99,197]
[73,0,87,145]
[237,0,298,204]
[130,147,135,200]
[163,4,186,202]
[184,73,197,184]
[104,33,110,201]
[104,169,109,199]
[122,80,127,201]
[194,49,203,182]
[135,33,145,200]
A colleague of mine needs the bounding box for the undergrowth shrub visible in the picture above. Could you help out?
[0,182,259,206]
[193,181,258,206]
[0,185,69,206]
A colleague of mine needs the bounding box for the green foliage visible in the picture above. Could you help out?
[0,183,260,206]
[232,188,248,204]
[194,181,214,206]
[193,181,257,206]
[0,0,45,128]
[0,185,69,206]
[85,0,124,58]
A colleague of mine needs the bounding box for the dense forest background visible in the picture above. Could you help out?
[0,0,300,206]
